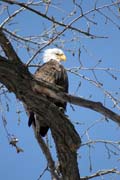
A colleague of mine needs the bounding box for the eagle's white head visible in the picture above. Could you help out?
[43,48,66,63]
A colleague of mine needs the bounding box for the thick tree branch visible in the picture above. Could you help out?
[61,93,120,124]
[33,80,120,125]
[0,29,22,63]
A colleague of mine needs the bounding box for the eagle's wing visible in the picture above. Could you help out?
[35,60,68,93]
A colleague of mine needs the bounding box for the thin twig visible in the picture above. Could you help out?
[37,166,48,180]
[2,0,109,38]
[81,168,120,179]
[0,7,25,28]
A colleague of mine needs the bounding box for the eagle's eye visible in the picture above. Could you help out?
[55,53,60,56]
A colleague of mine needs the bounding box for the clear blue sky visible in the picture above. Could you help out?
[0,1,120,179]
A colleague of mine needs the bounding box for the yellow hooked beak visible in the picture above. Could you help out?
[59,54,66,61]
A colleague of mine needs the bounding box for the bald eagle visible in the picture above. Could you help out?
[28,48,68,137]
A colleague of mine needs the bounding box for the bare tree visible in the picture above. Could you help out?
[0,0,120,179]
